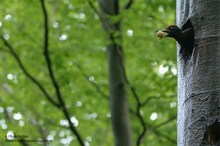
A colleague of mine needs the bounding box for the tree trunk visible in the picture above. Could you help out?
[177,0,220,146]
[98,0,133,146]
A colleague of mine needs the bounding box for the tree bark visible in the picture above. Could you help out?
[177,0,220,146]
[98,0,133,146]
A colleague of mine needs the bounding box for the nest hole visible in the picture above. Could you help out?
[180,19,194,62]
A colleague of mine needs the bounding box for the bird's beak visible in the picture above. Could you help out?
[156,29,169,39]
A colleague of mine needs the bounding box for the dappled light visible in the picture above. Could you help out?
[127,29,134,37]
[59,34,68,41]
[150,112,158,121]
[6,130,14,140]
[0,0,177,145]
[0,119,7,129]
[158,64,169,75]
[12,112,22,120]
[4,14,12,21]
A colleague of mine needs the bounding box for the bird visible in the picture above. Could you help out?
[156,25,194,60]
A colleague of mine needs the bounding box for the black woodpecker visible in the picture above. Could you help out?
[156,25,194,59]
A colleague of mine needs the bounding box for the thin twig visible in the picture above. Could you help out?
[40,0,85,146]
[124,78,146,146]
[152,129,177,143]
[124,0,134,10]
[40,0,61,104]
[109,33,147,146]
[140,96,158,106]
[154,115,176,129]
[75,62,109,99]
[87,0,111,31]
[0,36,59,108]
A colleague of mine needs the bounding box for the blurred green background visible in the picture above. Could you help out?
[0,0,177,145]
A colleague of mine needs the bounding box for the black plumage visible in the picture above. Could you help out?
[156,25,194,59]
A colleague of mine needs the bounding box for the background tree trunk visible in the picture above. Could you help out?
[177,0,220,145]
[98,0,133,146]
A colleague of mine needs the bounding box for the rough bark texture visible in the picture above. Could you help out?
[177,0,220,146]
[98,0,133,146]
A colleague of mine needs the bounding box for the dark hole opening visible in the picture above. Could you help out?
[201,120,220,145]
[180,19,194,62]
[182,19,193,31]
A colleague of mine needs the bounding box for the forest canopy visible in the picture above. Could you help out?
[0,0,177,146]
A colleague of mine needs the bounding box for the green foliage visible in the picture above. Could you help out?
[0,0,177,145]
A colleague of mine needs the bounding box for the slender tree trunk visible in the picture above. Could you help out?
[177,0,220,146]
[98,0,133,146]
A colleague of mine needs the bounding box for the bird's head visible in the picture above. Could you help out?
[156,25,181,39]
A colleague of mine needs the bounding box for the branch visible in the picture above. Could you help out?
[124,0,134,10]
[154,115,176,129]
[40,1,85,146]
[124,76,146,146]
[139,122,176,144]
[87,0,120,32]
[152,129,177,144]
[109,33,146,146]
[0,36,59,108]
[88,1,146,145]
[40,0,61,102]
[140,96,158,106]
[87,0,101,17]
[75,61,146,126]
[74,62,109,99]
[87,0,109,30]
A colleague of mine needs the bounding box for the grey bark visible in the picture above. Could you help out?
[98,0,133,146]
[177,0,220,146]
